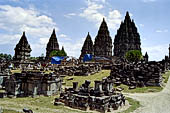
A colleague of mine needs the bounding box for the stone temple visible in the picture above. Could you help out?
[94,18,112,58]
[114,12,141,58]
[13,32,31,62]
[79,32,94,61]
[46,29,59,59]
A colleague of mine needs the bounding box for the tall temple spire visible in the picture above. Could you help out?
[46,29,59,59]
[114,11,141,58]
[14,32,32,62]
[168,44,170,59]
[79,32,94,61]
[144,52,149,62]
[94,18,112,57]
[52,29,56,35]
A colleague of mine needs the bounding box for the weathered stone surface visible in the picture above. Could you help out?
[55,79,125,112]
[110,61,165,87]
[94,18,112,58]
[79,32,94,61]
[13,32,31,62]
[55,63,102,76]
[5,71,62,97]
[46,29,59,59]
[114,12,141,58]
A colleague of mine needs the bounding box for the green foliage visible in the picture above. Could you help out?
[0,53,12,61]
[30,57,38,60]
[125,50,143,62]
[49,50,67,57]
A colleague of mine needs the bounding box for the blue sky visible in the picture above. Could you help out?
[0,0,170,61]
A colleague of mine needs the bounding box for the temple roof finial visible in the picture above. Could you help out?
[23,31,25,36]
[52,28,56,35]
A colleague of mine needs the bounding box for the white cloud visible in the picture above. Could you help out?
[139,24,144,27]
[91,0,106,3]
[0,34,20,45]
[107,10,122,30]
[156,29,168,33]
[64,13,76,18]
[9,0,20,2]
[142,44,168,61]
[142,0,156,3]
[79,0,104,26]
[0,5,58,56]
[59,38,84,58]
[59,34,71,41]
[79,0,122,30]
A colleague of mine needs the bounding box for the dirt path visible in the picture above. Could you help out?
[125,77,170,113]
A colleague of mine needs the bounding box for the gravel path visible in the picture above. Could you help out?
[125,77,170,113]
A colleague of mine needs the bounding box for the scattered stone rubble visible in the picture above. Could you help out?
[55,63,102,76]
[109,61,167,88]
[55,79,125,113]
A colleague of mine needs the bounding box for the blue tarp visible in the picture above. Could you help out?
[83,54,93,62]
[51,56,64,64]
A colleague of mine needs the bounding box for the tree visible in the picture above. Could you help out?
[125,50,143,62]
[0,53,12,61]
[49,49,67,58]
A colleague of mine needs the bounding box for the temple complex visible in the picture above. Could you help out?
[79,32,94,61]
[46,29,60,59]
[114,12,141,58]
[94,18,112,58]
[13,32,31,62]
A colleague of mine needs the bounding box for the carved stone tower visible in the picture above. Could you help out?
[79,32,94,60]
[94,18,112,58]
[14,32,31,62]
[144,52,149,62]
[169,44,170,59]
[46,29,59,59]
[114,11,141,58]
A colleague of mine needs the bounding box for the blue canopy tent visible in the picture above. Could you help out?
[51,56,64,64]
[83,54,93,62]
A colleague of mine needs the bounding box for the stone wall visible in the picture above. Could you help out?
[5,71,62,97]
[109,61,166,87]
[55,79,125,113]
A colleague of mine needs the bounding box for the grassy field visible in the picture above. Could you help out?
[2,70,170,113]
[63,70,111,87]
[117,84,163,93]
[0,95,89,113]
[162,71,170,84]
[119,97,140,113]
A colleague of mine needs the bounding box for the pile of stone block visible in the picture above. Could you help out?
[110,61,166,87]
[55,63,102,76]
[54,79,125,113]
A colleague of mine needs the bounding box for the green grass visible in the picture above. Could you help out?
[3,109,20,113]
[11,69,21,74]
[0,95,89,113]
[119,97,140,113]
[162,71,170,84]
[63,70,111,87]
[117,84,163,93]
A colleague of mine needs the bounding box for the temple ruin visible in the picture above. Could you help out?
[13,32,32,62]
[79,32,94,61]
[114,12,141,58]
[46,29,60,60]
[94,18,112,58]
